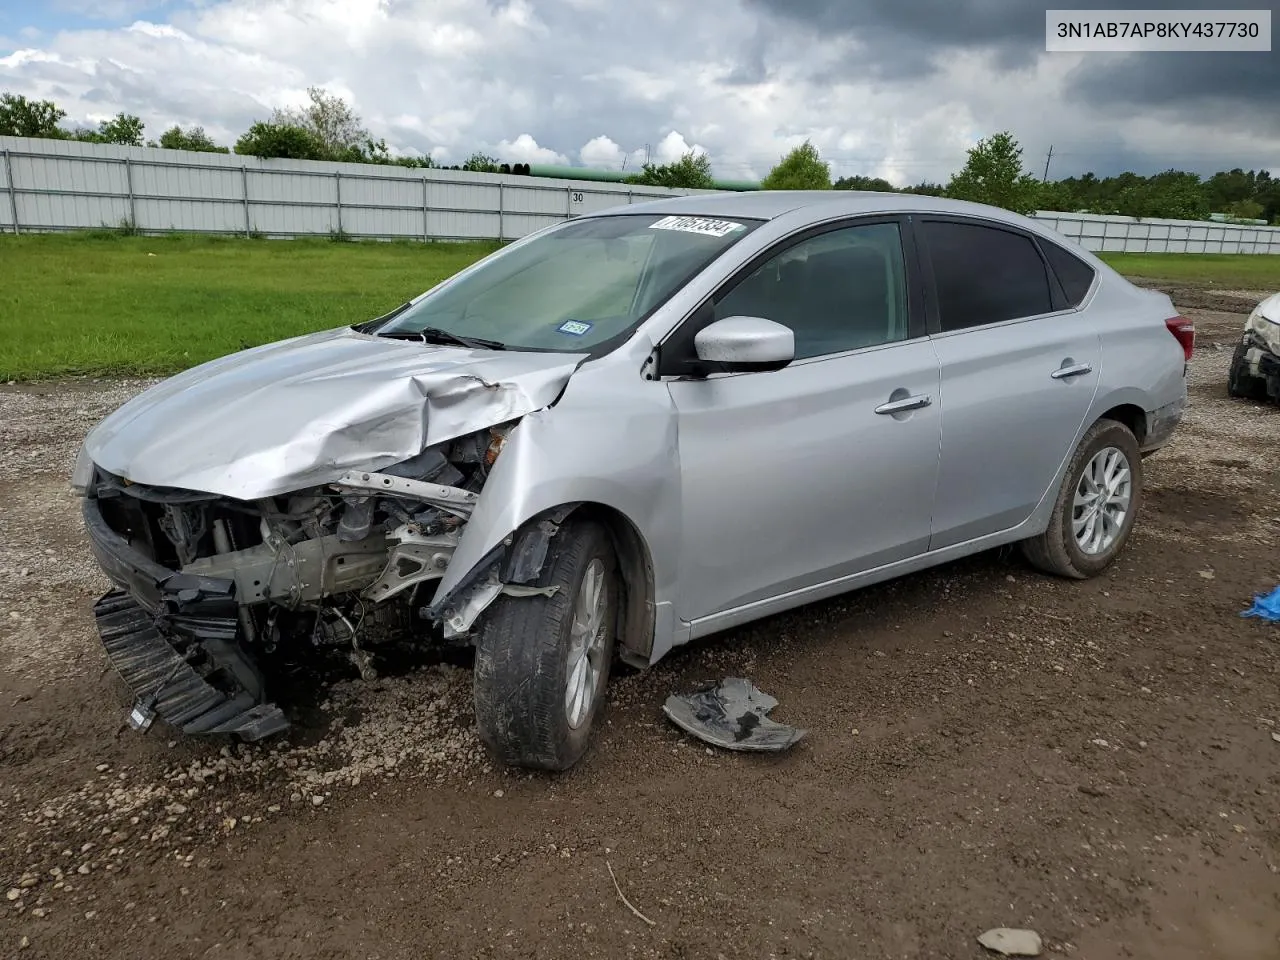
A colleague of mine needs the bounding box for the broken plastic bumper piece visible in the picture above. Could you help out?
[93,591,288,741]
[662,678,806,752]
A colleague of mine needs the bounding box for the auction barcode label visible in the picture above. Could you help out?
[1046,9,1271,51]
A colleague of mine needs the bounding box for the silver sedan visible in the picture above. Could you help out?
[74,191,1192,770]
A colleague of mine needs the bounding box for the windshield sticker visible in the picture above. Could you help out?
[557,319,593,337]
[649,215,745,238]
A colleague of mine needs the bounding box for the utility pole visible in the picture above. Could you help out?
[1042,145,1054,183]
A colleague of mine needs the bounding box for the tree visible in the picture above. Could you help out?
[271,87,369,159]
[834,174,895,192]
[760,141,831,190]
[461,151,500,173]
[1256,177,1280,225]
[234,121,327,160]
[156,125,228,153]
[1224,198,1265,221]
[624,151,715,189]
[1203,168,1259,211]
[903,181,946,196]
[1034,179,1081,213]
[390,153,436,169]
[68,112,145,145]
[945,131,1041,215]
[97,112,145,145]
[0,92,66,138]
[1113,170,1210,221]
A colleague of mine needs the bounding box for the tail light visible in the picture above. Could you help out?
[1165,315,1195,362]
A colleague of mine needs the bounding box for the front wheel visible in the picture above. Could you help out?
[472,519,618,771]
[1021,418,1143,579]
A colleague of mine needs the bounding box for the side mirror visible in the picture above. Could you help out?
[693,316,795,373]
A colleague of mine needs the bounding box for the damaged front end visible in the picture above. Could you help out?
[81,424,519,741]
[1237,294,1280,403]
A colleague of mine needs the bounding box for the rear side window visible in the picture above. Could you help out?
[1040,239,1096,307]
[921,221,1053,331]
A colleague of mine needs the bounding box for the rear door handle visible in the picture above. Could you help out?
[1051,362,1093,380]
[875,394,932,415]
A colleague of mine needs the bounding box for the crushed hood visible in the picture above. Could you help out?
[84,327,588,499]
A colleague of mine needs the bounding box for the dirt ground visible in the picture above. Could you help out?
[1,281,1278,960]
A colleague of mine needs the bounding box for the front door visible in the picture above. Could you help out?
[665,220,943,623]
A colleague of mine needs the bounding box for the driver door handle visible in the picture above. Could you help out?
[875,394,932,415]
[1051,362,1093,380]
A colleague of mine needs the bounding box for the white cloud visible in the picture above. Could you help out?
[50,0,174,20]
[494,133,566,165]
[578,135,622,167]
[652,130,708,164]
[0,0,1274,185]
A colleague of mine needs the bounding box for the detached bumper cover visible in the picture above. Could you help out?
[83,497,288,741]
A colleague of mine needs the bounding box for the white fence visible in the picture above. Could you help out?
[0,136,710,241]
[3,136,1279,254]
[1034,210,1280,256]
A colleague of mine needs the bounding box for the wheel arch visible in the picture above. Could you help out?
[1094,402,1148,444]
[437,500,659,668]
[563,503,657,668]
[1025,392,1153,536]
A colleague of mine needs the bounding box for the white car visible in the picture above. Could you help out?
[1228,292,1280,403]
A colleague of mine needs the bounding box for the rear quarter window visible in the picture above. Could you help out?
[1040,239,1097,307]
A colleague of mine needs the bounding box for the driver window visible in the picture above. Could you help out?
[713,222,909,360]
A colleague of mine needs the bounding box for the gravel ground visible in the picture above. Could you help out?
[1,283,1278,960]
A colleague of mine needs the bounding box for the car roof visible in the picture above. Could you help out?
[597,190,1044,231]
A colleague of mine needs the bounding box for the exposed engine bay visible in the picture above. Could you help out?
[83,422,532,740]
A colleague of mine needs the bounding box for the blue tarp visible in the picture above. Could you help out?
[1241,585,1280,622]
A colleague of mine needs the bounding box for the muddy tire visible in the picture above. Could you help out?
[1227,341,1269,401]
[472,520,618,771]
[1021,418,1143,580]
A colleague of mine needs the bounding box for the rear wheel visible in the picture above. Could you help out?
[472,520,618,771]
[1227,340,1269,401]
[1021,418,1143,579]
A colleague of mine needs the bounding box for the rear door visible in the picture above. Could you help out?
[917,217,1101,549]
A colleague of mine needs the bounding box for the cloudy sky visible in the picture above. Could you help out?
[1,0,1276,185]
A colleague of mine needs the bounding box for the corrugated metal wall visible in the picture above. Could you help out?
[1034,211,1280,255]
[0,136,712,241]
[3,136,1279,253]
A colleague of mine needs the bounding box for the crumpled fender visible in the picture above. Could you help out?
[426,361,683,661]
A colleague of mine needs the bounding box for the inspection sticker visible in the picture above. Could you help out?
[557,319,593,336]
[649,215,745,238]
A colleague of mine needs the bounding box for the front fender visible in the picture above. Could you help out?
[427,368,682,638]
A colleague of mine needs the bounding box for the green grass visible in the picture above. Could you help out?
[2,233,1278,381]
[0,233,500,380]
[1099,253,1280,289]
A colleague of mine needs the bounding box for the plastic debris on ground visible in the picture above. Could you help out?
[1241,584,1280,622]
[977,928,1044,957]
[662,677,807,752]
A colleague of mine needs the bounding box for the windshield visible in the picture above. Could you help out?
[375,213,763,353]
